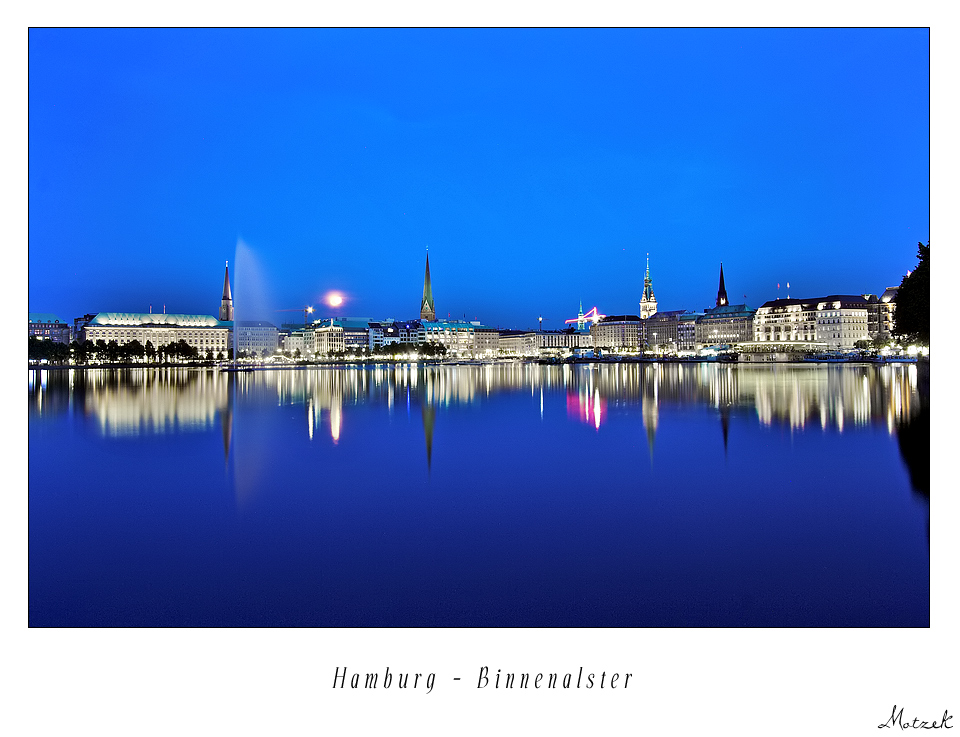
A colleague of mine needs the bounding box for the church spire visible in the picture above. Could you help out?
[420,250,436,321]
[716,262,728,307]
[219,261,234,321]
[640,253,657,319]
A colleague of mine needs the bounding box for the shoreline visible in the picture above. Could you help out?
[27,355,924,371]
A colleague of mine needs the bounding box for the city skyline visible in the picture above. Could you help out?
[28,28,929,329]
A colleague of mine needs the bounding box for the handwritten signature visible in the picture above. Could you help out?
[879,706,952,730]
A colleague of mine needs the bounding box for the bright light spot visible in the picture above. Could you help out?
[327,293,344,307]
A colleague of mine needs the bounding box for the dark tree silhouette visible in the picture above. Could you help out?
[894,242,929,345]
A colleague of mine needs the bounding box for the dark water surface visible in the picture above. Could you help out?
[28,362,929,627]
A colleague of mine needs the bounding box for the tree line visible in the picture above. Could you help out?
[28,337,226,365]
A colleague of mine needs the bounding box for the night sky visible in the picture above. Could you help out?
[29,28,929,329]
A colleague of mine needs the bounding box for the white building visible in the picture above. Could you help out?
[282,327,316,358]
[814,297,869,350]
[80,312,231,357]
[753,295,869,351]
[315,323,345,356]
[236,320,279,358]
[422,320,477,356]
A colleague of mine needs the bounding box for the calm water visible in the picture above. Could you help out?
[28,362,929,627]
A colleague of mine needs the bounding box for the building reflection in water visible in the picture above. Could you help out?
[30,361,924,474]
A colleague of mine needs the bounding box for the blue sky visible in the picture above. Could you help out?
[29,28,929,329]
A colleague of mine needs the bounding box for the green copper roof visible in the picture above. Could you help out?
[89,312,229,328]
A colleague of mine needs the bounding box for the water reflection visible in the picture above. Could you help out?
[28,363,920,479]
[28,361,930,626]
[28,368,231,436]
[31,363,921,438]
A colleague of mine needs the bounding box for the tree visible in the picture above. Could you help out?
[145,340,156,362]
[28,337,46,362]
[893,241,929,345]
[126,339,145,363]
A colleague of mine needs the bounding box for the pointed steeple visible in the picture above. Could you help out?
[219,261,234,321]
[420,249,436,321]
[716,262,728,307]
[640,254,658,319]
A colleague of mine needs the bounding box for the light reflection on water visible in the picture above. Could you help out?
[29,362,920,444]
[28,362,928,627]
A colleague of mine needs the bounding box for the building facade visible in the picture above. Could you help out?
[315,323,346,355]
[282,327,316,358]
[813,296,870,351]
[752,298,821,347]
[677,313,701,352]
[695,304,757,347]
[29,313,71,344]
[863,287,898,342]
[644,309,692,353]
[79,313,231,356]
[236,320,278,357]
[474,325,500,357]
[752,295,869,351]
[499,330,538,357]
[422,320,478,356]
[533,328,593,356]
[591,315,643,351]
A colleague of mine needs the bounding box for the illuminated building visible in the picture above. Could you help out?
[535,328,592,355]
[369,320,424,350]
[219,261,234,322]
[420,251,436,321]
[678,313,701,352]
[327,317,375,351]
[474,325,500,356]
[752,298,820,347]
[695,304,757,347]
[79,312,231,355]
[282,327,316,357]
[752,295,868,351]
[644,310,694,352]
[422,320,475,356]
[499,330,538,356]
[235,320,279,357]
[639,256,658,319]
[814,296,870,350]
[29,313,71,344]
[422,320,498,357]
[591,315,642,351]
[315,322,345,355]
[863,287,898,341]
[878,287,898,339]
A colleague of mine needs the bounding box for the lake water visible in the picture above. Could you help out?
[28,362,929,627]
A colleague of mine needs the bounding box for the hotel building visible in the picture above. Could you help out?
[29,313,71,344]
[79,312,232,355]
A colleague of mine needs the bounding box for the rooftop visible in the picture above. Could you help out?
[89,312,230,328]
